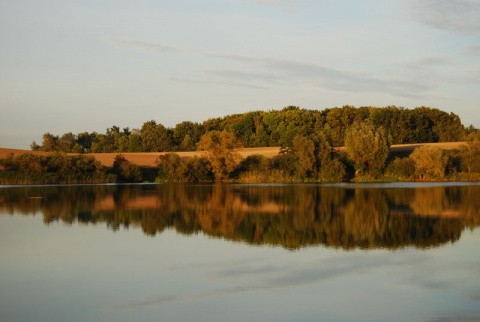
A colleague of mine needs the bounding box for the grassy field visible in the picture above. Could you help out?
[0,142,467,167]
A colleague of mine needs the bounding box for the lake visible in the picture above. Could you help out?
[1,183,479,322]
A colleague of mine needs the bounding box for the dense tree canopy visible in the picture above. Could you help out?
[31,105,469,155]
[7,105,479,184]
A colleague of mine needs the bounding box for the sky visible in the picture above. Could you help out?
[1,0,479,149]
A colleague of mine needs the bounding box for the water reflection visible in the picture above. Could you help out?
[1,183,479,250]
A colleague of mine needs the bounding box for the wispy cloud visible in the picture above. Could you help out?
[400,54,480,86]
[109,252,424,311]
[168,76,268,90]
[424,313,480,322]
[109,38,178,52]
[400,0,480,34]
[464,45,480,56]
[110,37,433,99]
[247,0,303,12]
[109,38,260,62]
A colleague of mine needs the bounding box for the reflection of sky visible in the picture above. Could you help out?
[0,214,479,322]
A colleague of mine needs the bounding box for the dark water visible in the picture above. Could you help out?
[1,183,479,322]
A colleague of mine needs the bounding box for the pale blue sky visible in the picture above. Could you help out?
[1,0,479,148]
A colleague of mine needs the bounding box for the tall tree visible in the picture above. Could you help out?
[314,132,346,182]
[173,121,204,151]
[41,132,59,151]
[141,121,173,152]
[292,135,316,179]
[77,132,95,153]
[197,130,241,181]
[58,132,76,152]
[410,146,448,180]
[344,122,390,176]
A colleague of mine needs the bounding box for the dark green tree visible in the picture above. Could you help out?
[112,154,142,183]
[141,121,173,152]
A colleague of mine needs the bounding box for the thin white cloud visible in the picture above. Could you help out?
[400,0,480,34]
[109,37,260,62]
[109,252,427,311]
[109,38,177,52]
[400,54,480,86]
[211,60,431,98]
[464,45,480,56]
[247,0,303,12]
[168,76,268,90]
[110,38,433,99]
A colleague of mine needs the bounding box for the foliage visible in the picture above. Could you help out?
[197,130,242,181]
[112,154,142,183]
[32,105,469,154]
[344,122,390,177]
[141,121,173,152]
[11,104,480,184]
[156,153,214,182]
[410,146,449,181]
[0,153,110,184]
[385,157,416,180]
[458,135,480,173]
[292,135,316,178]
[172,121,205,151]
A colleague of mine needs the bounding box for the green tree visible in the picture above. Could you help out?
[141,121,173,152]
[314,133,346,182]
[156,153,213,182]
[459,135,480,173]
[197,130,241,181]
[58,132,76,152]
[410,146,448,180]
[344,122,390,177]
[41,132,59,151]
[30,141,40,151]
[127,134,142,152]
[77,132,95,153]
[156,153,187,182]
[112,154,142,183]
[90,134,108,153]
[173,121,204,151]
[385,157,416,180]
[292,135,316,179]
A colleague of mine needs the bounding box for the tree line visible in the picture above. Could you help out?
[0,153,143,184]
[4,105,479,183]
[156,125,480,183]
[31,105,471,153]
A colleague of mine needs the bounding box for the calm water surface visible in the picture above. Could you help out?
[0,183,479,322]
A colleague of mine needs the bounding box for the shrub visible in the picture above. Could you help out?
[385,157,416,180]
[410,146,448,181]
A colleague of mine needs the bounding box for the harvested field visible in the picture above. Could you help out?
[0,143,467,167]
[0,147,282,167]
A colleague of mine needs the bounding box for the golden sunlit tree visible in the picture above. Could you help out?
[292,135,316,179]
[410,146,448,181]
[197,130,242,181]
[344,122,390,177]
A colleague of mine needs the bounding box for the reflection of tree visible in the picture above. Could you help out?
[409,188,452,217]
[1,184,479,250]
[343,189,390,248]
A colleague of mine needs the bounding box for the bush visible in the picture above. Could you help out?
[385,157,416,180]
[410,146,448,181]
[156,154,213,183]
[112,154,142,183]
